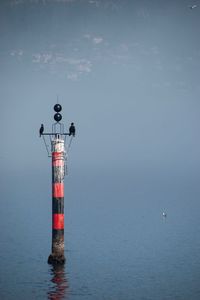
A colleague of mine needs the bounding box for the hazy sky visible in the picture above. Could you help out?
[1,0,200,179]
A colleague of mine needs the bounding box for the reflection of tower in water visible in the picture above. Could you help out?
[48,264,69,300]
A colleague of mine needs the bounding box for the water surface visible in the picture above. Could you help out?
[1,169,200,299]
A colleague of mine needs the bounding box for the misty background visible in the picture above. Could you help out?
[1,1,200,299]
[1,0,200,175]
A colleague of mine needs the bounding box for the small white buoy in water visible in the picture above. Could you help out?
[162,212,167,217]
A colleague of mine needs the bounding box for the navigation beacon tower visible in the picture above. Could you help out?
[40,104,75,264]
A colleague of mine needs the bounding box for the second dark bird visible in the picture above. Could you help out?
[69,122,75,136]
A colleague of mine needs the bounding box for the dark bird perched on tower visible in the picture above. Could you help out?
[69,122,75,136]
[39,124,44,137]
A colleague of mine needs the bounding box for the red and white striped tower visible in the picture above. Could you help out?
[40,103,75,265]
[48,137,65,264]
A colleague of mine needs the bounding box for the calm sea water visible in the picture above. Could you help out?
[1,169,200,299]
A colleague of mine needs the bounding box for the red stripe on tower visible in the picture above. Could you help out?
[53,183,64,197]
[53,213,64,230]
[52,152,65,167]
